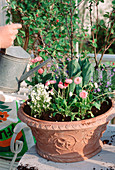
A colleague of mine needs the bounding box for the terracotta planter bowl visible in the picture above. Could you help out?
[18,100,115,163]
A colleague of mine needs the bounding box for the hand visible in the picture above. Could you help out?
[0,23,22,48]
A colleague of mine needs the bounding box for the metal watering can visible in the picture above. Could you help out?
[0,46,52,93]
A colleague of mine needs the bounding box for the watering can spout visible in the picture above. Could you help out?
[18,57,52,84]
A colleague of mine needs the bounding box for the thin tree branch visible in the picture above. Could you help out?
[105,11,113,43]
[96,0,98,41]
[106,21,114,43]
[73,0,86,12]
[105,38,115,51]
[23,26,29,50]
[89,1,98,66]
[98,38,115,66]
[97,20,114,65]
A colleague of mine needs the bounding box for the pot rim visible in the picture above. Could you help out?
[18,99,115,130]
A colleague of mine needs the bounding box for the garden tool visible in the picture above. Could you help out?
[0,46,52,93]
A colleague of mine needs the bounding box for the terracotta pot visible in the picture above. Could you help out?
[18,100,115,163]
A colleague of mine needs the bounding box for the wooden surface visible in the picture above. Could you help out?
[18,125,115,170]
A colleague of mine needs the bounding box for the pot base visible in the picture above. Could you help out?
[36,142,103,163]
[31,124,105,163]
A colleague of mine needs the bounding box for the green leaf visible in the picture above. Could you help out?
[100,20,105,25]
[71,114,75,121]
[75,117,81,121]
[111,29,114,34]
[20,30,25,36]
[22,17,29,20]
[75,83,82,95]
[42,73,52,84]
[25,80,34,86]
[78,57,87,68]
[112,0,115,5]
[2,6,7,10]
[69,82,76,93]
[81,59,94,86]
[88,111,94,118]
[16,36,23,45]
[53,112,57,117]
[103,14,109,18]
[93,102,101,110]
[93,43,97,48]
[11,4,16,9]
[29,38,34,44]
[6,18,10,24]
[67,59,81,78]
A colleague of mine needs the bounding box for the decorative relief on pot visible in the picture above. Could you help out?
[48,132,78,154]
[83,130,99,144]
[82,124,107,145]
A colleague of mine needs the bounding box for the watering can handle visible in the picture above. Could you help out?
[18,57,52,83]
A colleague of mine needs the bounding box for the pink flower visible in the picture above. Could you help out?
[79,90,88,99]
[50,89,53,92]
[49,80,56,84]
[31,59,36,63]
[58,84,64,89]
[31,56,43,63]
[38,68,44,74]
[34,56,43,62]
[59,81,63,85]
[65,79,72,84]
[45,81,50,86]
[74,77,82,84]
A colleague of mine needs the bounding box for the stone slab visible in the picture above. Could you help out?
[18,125,115,170]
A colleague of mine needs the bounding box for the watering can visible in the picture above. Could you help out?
[0,46,52,93]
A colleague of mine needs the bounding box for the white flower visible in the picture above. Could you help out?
[94,82,98,88]
[49,89,54,95]
[89,82,93,87]
[45,86,49,90]
[69,92,73,97]
[28,83,52,114]
[36,96,40,100]
[109,88,111,91]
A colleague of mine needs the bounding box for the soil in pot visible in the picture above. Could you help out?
[23,98,112,122]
